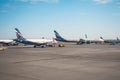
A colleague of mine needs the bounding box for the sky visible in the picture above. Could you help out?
[0,0,120,39]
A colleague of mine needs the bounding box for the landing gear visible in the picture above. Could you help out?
[41,45,44,48]
[33,45,46,48]
[77,39,85,45]
[40,45,46,48]
[34,45,37,48]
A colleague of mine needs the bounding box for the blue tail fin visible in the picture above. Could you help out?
[85,34,87,39]
[54,30,67,41]
[54,30,63,39]
[15,28,26,41]
[100,37,103,40]
[15,28,21,34]
[117,37,119,41]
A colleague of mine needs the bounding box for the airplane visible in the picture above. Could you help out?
[84,34,104,44]
[0,39,13,46]
[14,28,57,48]
[54,30,85,44]
[100,37,120,45]
[54,30,105,45]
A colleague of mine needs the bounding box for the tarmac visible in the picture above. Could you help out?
[0,44,120,80]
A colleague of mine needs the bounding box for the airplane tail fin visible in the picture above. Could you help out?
[100,37,104,40]
[15,28,26,40]
[15,28,21,34]
[54,30,67,41]
[54,30,64,39]
[117,37,119,41]
[85,34,87,39]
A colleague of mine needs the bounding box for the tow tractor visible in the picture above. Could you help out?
[58,43,65,47]
[0,45,7,51]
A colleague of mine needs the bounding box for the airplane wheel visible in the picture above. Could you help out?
[34,45,36,48]
[41,45,46,48]
[41,46,44,48]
